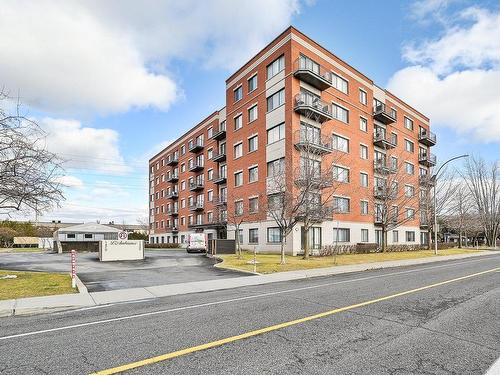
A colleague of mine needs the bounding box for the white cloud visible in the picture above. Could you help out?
[387,6,500,142]
[0,0,303,115]
[39,117,130,174]
[54,175,84,189]
[409,0,457,20]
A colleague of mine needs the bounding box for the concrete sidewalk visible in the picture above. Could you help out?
[1,250,497,317]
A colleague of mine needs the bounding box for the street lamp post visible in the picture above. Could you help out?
[432,154,469,255]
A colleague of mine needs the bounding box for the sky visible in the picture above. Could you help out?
[1,0,499,224]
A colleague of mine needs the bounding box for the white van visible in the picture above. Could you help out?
[186,233,206,253]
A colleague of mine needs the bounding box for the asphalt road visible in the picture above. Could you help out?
[1,254,499,374]
[0,250,245,291]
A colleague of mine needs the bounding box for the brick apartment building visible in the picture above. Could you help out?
[148,27,437,254]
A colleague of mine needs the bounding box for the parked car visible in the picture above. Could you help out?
[186,233,206,253]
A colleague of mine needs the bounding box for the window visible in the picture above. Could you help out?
[266,55,285,79]
[406,208,415,219]
[360,144,368,159]
[332,134,349,152]
[234,86,243,102]
[360,172,369,188]
[405,185,415,197]
[249,228,259,243]
[405,139,414,153]
[267,158,284,176]
[181,181,186,190]
[267,227,282,243]
[391,132,398,146]
[332,73,348,94]
[332,103,349,123]
[406,231,416,242]
[207,127,213,138]
[267,123,285,144]
[359,89,367,105]
[181,164,185,173]
[248,104,258,122]
[333,165,349,183]
[207,212,213,223]
[333,228,350,242]
[234,114,242,130]
[393,230,399,243]
[249,166,258,183]
[234,171,243,186]
[249,197,259,213]
[361,229,369,242]
[208,169,214,181]
[334,197,350,213]
[84,233,92,239]
[67,233,76,239]
[359,117,368,132]
[248,135,258,152]
[361,200,369,215]
[234,142,243,159]
[235,200,243,216]
[404,116,414,130]
[207,190,213,202]
[207,148,213,160]
[405,162,415,175]
[248,74,257,92]
[181,145,185,155]
[267,89,285,111]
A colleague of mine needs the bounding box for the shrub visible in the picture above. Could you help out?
[0,227,18,247]
[145,243,180,249]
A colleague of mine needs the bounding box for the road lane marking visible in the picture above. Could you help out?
[0,256,498,342]
[91,266,500,375]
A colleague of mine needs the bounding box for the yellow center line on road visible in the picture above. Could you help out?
[91,266,500,375]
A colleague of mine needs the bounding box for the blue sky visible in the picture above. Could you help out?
[1,0,499,223]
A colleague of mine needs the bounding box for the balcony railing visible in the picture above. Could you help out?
[373,103,397,124]
[189,181,204,191]
[166,156,179,166]
[294,92,333,123]
[211,150,226,163]
[165,191,179,200]
[188,162,204,172]
[374,159,397,174]
[294,130,332,155]
[211,126,226,141]
[374,185,395,199]
[189,140,204,153]
[166,174,179,183]
[419,175,435,186]
[189,202,204,211]
[167,208,178,216]
[419,152,437,167]
[213,195,227,206]
[166,225,178,232]
[419,130,437,147]
[213,173,227,185]
[373,131,396,149]
[293,57,332,91]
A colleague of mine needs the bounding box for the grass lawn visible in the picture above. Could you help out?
[0,269,76,300]
[217,249,484,274]
[0,247,46,253]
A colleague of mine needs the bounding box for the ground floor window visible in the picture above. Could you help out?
[249,228,259,244]
[375,230,382,245]
[406,231,415,242]
[181,235,185,243]
[361,229,369,242]
[420,232,428,245]
[301,227,322,250]
[333,228,350,243]
[393,230,399,243]
[267,227,282,243]
[161,236,164,244]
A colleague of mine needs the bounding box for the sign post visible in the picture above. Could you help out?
[71,249,77,289]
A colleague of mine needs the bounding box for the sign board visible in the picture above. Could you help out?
[118,231,129,240]
[99,240,144,261]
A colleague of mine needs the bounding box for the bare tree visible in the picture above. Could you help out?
[0,92,64,216]
[265,128,343,263]
[444,183,474,248]
[462,156,500,248]
[225,192,251,260]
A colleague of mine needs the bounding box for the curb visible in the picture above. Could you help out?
[0,250,497,318]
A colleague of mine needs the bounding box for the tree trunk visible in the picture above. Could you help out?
[280,238,286,265]
[381,228,387,252]
[303,226,310,260]
[458,228,462,248]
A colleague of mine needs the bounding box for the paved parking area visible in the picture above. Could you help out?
[0,250,246,292]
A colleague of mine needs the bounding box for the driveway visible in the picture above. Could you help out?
[0,250,247,292]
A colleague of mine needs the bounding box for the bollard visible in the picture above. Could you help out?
[71,249,77,289]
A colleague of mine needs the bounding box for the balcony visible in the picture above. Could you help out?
[419,130,437,147]
[189,202,204,211]
[189,140,204,153]
[167,208,178,216]
[188,162,204,172]
[420,218,429,228]
[374,214,383,226]
[294,92,333,124]
[166,174,179,183]
[373,131,396,149]
[419,175,435,186]
[213,195,227,206]
[211,127,226,141]
[419,152,437,167]
[294,131,332,155]
[212,150,226,163]
[213,173,227,185]
[374,185,393,199]
[166,157,178,166]
[293,57,332,91]
[165,191,178,200]
[373,103,397,124]
[189,181,204,191]
[374,160,396,175]
[166,225,178,232]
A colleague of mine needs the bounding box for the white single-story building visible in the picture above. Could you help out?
[54,223,121,253]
